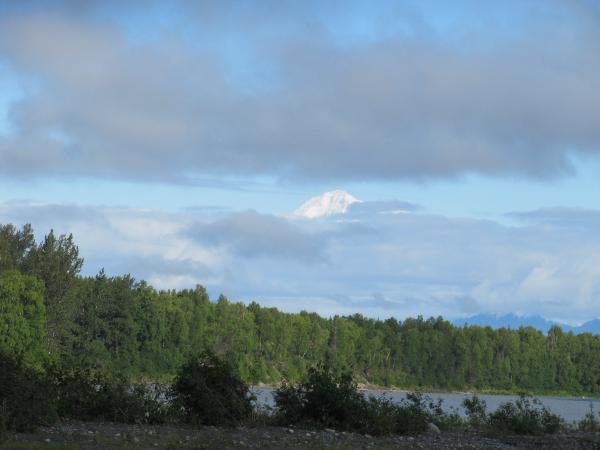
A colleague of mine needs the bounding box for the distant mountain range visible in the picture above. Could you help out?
[453,313,600,334]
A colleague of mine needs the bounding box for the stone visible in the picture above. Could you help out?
[427,422,441,434]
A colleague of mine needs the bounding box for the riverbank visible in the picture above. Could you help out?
[3,420,600,450]
[253,382,600,401]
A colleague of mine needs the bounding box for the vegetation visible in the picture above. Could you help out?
[0,223,596,438]
[274,364,463,436]
[462,395,563,435]
[171,352,255,425]
[0,352,56,432]
[2,223,600,396]
[578,404,600,432]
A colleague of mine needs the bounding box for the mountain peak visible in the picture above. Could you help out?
[294,190,361,219]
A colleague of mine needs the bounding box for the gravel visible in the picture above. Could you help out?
[4,420,600,449]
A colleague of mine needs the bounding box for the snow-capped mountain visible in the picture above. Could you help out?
[294,190,361,219]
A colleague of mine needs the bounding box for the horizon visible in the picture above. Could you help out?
[2,1,600,325]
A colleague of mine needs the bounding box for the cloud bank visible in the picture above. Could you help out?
[3,199,600,324]
[0,1,599,183]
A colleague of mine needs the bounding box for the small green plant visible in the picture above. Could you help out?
[463,395,487,428]
[171,352,255,425]
[487,395,563,435]
[578,403,600,432]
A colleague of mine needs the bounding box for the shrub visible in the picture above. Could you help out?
[487,395,563,435]
[171,352,255,425]
[393,392,463,434]
[274,364,366,431]
[578,403,600,432]
[359,395,400,436]
[48,365,169,424]
[392,393,432,435]
[0,352,56,432]
[274,365,458,436]
[463,395,488,428]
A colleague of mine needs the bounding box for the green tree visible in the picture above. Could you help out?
[0,271,46,364]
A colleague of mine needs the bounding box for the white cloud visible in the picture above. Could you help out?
[3,199,600,322]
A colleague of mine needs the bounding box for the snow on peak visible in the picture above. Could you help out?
[294,190,361,219]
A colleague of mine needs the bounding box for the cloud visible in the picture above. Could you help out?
[4,195,600,323]
[508,207,600,230]
[0,2,599,183]
[187,210,327,262]
[347,200,421,216]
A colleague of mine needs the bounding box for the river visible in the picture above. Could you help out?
[251,387,600,423]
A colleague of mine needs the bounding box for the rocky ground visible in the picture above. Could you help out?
[2,421,600,450]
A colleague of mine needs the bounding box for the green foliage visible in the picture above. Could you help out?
[171,352,255,425]
[274,364,365,431]
[0,271,46,364]
[578,403,600,432]
[274,366,460,436]
[487,395,563,435]
[47,364,170,424]
[0,224,35,273]
[5,222,600,409]
[463,395,488,428]
[0,352,56,432]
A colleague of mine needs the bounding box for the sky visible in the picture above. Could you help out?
[1,0,600,324]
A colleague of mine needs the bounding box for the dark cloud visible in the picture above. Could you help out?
[0,2,599,183]
[187,210,327,262]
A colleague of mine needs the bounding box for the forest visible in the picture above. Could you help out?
[2,223,600,395]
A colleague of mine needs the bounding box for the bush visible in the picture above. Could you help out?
[171,352,255,425]
[393,392,463,435]
[48,365,169,424]
[274,365,458,436]
[0,352,56,432]
[275,364,366,431]
[487,395,563,435]
[463,395,488,428]
[578,403,600,432]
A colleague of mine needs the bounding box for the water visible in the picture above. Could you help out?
[251,387,600,423]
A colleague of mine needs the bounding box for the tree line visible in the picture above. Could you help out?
[2,223,600,394]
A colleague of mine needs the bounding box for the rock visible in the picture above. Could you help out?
[287,428,294,434]
[427,422,441,434]
[325,428,336,433]
[44,438,51,443]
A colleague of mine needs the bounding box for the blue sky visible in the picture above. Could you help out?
[1,0,600,323]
